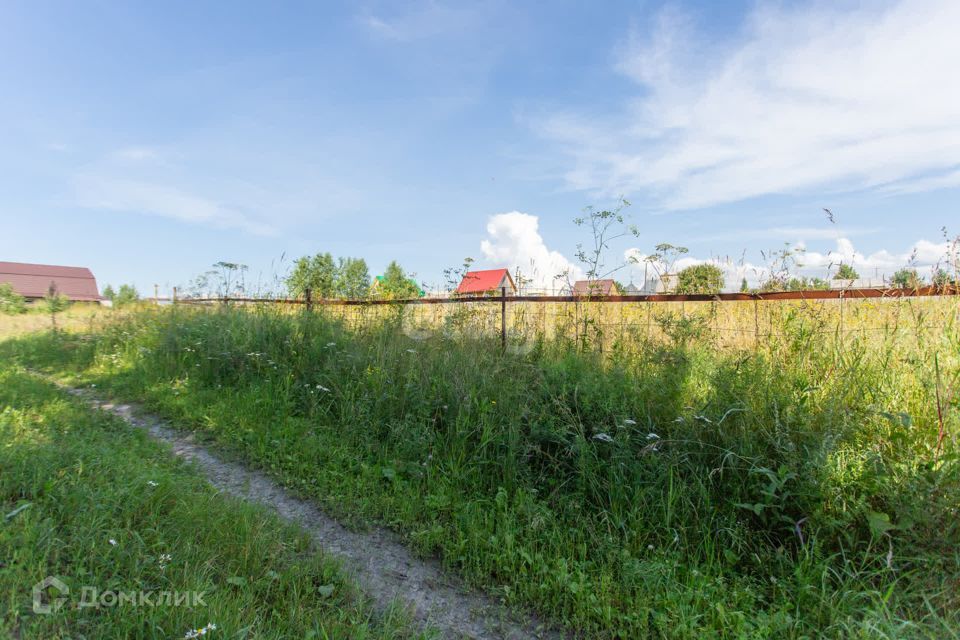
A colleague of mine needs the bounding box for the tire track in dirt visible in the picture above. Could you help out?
[56,382,565,640]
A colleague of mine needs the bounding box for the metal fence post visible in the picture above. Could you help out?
[501,286,507,352]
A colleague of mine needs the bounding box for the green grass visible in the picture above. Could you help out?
[3,303,959,638]
[0,365,424,640]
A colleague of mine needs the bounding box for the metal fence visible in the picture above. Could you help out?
[171,285,960,352]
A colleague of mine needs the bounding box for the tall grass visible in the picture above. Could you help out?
[4,298,958,638]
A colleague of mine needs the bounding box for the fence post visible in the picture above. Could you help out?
[172,287,178,305]
[501,286,507,352]
[305,288,313,313]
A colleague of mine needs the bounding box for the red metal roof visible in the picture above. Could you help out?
[0,261,101,301]
[573,279,618,296]
[455,269,516,294]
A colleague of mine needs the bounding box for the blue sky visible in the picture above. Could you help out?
[1,0,958,294]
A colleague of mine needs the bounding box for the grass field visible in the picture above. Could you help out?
[0,364,424,639]
[2,298,958,638]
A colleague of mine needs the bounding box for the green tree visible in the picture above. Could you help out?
[44,282,68,331]
[676,263,724,294]
[114,284,140,307]
[102,284,116,302]
[287,253,337,299]
[932,268,957,288]
[335,257,371,299]
[891,268,921,289]
[0,283,27,314]
[740,277,749,293]
[833,263,859,280]
[377,261,420,299]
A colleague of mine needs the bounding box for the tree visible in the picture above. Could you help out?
[676,263,724,294]
[114,284,140,307]
[377,261,420,299]
[740,277,749,293]
[932,268,957,288]
[0,283,26,315]
[891,268,921,289]
[834,263,859,280]
[287,253,337,299]
[335,257,371,299]
[102,284,116,302]
[44,282,68,331]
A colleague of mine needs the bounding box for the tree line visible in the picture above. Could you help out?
[286,254,422,300]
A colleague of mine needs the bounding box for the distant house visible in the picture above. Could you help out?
[0,261,102,302]
[572,279,619,296]
[455,268,517,296]
[829,278,883,290]
[640,273,678,294]
[622,282,641,295]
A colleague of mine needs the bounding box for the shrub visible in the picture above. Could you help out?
[0,283,26,314]
[676,263,724,294]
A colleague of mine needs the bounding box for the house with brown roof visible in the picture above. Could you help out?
[0,261,102,302]
[572,279,620,296]
[455,268,517,297]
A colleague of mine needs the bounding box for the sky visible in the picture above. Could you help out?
[1,0,958,295]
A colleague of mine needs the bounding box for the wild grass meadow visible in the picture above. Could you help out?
[2,296,958,638]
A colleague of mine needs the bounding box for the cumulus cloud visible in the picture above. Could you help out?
[539,0,960,209]
[480,211,583,289]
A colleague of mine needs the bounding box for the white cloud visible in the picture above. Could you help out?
[74,174,276,236]
[480,211,583,289]
[539,0,960,209]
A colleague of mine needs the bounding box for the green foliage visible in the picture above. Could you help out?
[335,257,371,299]
[4,302,956,637]
[0,283,26,315]
[0,368,419,639]
[101,284,116,302]
[932,268,957,288]
[287,253,336,299]
[114,284,140,307]
[676,263,724,294]
[287,254,371,299]
[833,263,859,280]
[740,277,749,293]
[891,268,922,289]
[375,261,421,299]
[43,283,68,330]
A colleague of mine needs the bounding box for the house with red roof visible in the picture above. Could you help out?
[0,261,102,302]
[455,268,517,297]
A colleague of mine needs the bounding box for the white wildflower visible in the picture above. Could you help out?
[316,384,330,392]
[623,419,637,426]
[184,622,217,638]
[159,553,172,569]
[147,480,158,487]
[592,433,614,443]
[326,342,336,347]
[647,433,660,440]
[405,348,417,354]
[108,539,117,546]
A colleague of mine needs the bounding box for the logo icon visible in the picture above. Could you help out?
[32,576,69,614]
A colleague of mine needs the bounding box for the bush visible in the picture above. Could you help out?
[676,263,724,294]
[0,283,26,314]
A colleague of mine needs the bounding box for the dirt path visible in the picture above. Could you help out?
[58,383,565,640]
